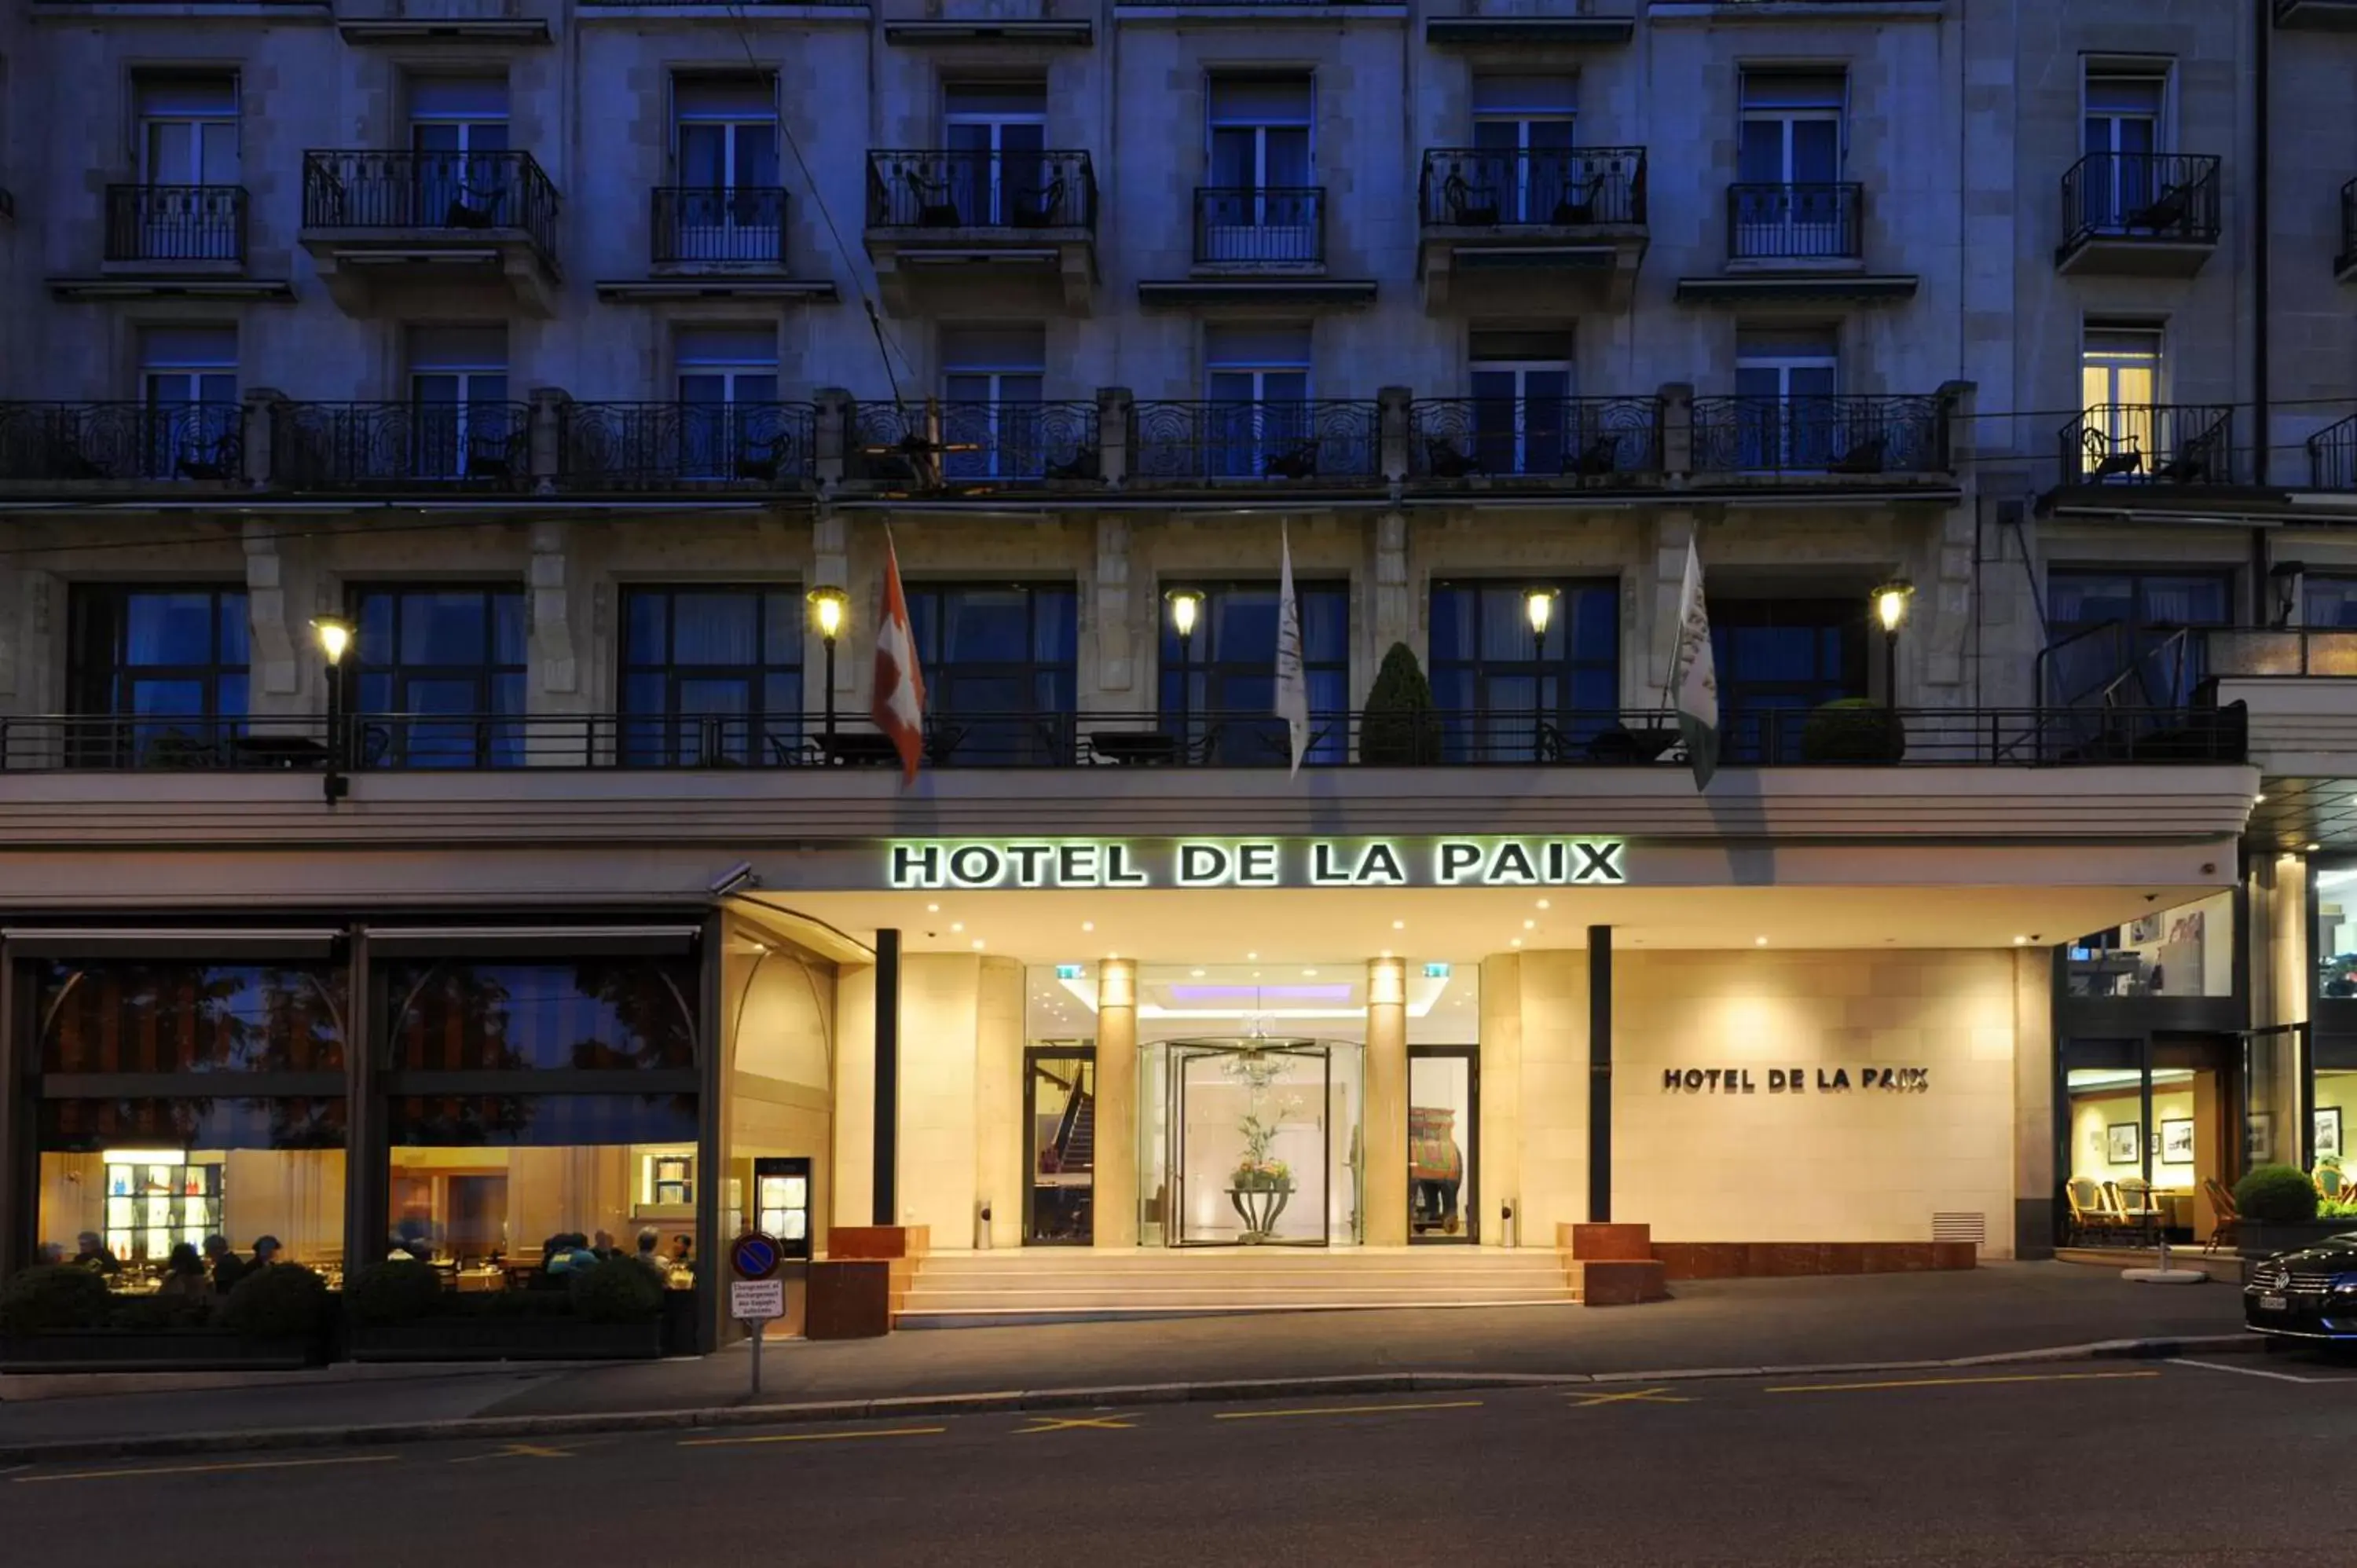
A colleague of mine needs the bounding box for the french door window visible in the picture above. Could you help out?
[1158,580,1350,764]
[904,583,1078,764]
[2080,327,2162,478]
[620,585,804,766]
[1205,324,1312,478]
[135,75,240,260]
[1710,598,1866,762]
[944,83,1047,226]
[2084,69,2166,230]
[139,326,240,480]
[1469,330,1573,476]
[408,325,512,480]
[676,325,780,478]
[409,76,511,227]
[1732,328,1840,471]
[350,585,527,768]
[673,77,780,259]
[68,584,250,765]
[1205,76,1313,259]
[942,325,1047,479]
[1428,579,1618,760]
[1736,71,1846,256]
[1471,75,1575,223]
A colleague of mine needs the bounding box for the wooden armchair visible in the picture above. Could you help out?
[2201,1176,2241,1255]
[2065,1176,2121,1244]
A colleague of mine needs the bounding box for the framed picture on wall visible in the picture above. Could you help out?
[2248,1113,2276,1166]
[2319,1108,2344,1163]
[2106,1122,2140,1164]
[2161,1119,2196,1166]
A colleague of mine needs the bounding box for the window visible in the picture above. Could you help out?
[671,77,779,260]
[620,585,804,767]
[942,325,1047,479]
[1428,579,1618,760]
[409,325,515,481]
[1159,580,1349,765]
[2083,64,2167,230]
[1205,324,1312,478]
[1710,595,1866,762]
[904,583,1077,764]
[676,325,779,478]
[2066,890,2235,998]
[350,584,527,768]
[1472,75,1575,224]
[1736,70,1847,258]
[2079,326,2162,478]
[2046,569,2230,708]
[409,75,510,226]
[139,326,240,480]
[1204,75,1314,260]
[1733,326,1839,471]
[1469,329,1574,476]
[134,75,240,263]
[944,82,1046,225]
[67,584,249,764]
[2305,575,2357,629]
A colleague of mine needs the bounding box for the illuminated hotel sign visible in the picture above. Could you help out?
[886,837,1628,891]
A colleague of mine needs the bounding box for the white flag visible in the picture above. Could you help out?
[1274,522,1310,777]
[1672,537,1720,791]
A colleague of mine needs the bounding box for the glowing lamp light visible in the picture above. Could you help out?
[310,615,354,667]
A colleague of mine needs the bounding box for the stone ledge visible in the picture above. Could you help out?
[1570,1259,1670,1306]
[1653,1240,1978,1279]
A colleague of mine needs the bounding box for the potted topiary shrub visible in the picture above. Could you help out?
[347,1257,667,1363]
[1,1261,317,1372]
[2234,1163,2351,1259]
[1360,642,1442,765]
[1799,698,1906,764]
[343,1259,449,1330]
[0,1265,111,1340]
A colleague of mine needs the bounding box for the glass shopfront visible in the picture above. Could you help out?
[1409,1047,1477,1243]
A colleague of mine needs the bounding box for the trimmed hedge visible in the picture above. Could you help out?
[0,1265,112,1336]
[568,1258,665,1324]
[221,1263,332,1339]
[343,1259,449,1327]
[2235,1163,2321,1225]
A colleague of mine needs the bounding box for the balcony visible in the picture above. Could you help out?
[2058,405,2238,489]
[1408,396,1661,484]
[559,401,816,492]
[846,399,1102,489]
[1424,0,1634,46]
[1128,401,1380,488]
[299,149,562,315]
[1687,395,1951,482]
[1416,148,1647,310]
[2204,629,2357,789]
[1679,181,1916,306]
[863,148,1097,313]
[103,185,247,269]
[596,187,836,302]
[0,401,244,490]
[2276,0,2357,27]
[2055,152,2221,277]
[0,705,2245,775]
[269,401,535,492]
[2311,413,2357,489]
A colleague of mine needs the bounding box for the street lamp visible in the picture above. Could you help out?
[1872,579,1914,708]
[310,615,353,807]
[1166,588,1203,750]
[808,586,849,735]
[1524,587,1558,760]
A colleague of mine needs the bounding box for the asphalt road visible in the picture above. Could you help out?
[6,1351,2354,1566]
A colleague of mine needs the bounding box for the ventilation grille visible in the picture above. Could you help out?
[1932,1211,1988,1245]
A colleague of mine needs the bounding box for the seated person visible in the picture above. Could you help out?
[204,1235,250,1294]
[73,1231,122,1275]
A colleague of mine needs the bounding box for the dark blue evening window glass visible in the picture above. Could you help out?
[351,586,527,768]
[38,1097,348,1151]
[384,1094,699,1147]
[1157,581,1348,764]
[1708,598,1864,762]
[67,584,250,765]
[904,583,1077,764]
[618,585,804,766]
[1427,580,1618,760]
[2045,570,2230,709]
[37,961,349,1073]
[383,959,699,1072]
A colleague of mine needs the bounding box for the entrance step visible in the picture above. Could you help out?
[893,1248,1579,1328]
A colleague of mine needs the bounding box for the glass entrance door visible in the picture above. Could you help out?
[1408,1047,1478,1242]
[1025,1046,1095,1245]
[1170,1042,1331,1246]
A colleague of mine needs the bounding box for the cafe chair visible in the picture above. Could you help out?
[2065,1177,2121,1245]
[1439,170,1501,228]
[2201,1177,2242,1255]
[2110,1175,2164,1244]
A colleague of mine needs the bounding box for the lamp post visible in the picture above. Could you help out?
[1872,579,1914,709]
[310,615,353,807]
[1524,586,1557,760]
[808,586,849,736]
[1166,588,1203,753]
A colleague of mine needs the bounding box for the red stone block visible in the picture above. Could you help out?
[1564,1222,1654,1261]
[1576,1259,1670,1306]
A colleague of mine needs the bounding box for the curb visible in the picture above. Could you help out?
[0,1333,2266,1467]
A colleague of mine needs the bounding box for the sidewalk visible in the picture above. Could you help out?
[0,1262,2250,1454]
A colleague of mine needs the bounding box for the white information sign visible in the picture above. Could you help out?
[731,1278,785,1322]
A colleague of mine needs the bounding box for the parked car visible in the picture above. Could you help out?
[2245,1235,2357,1341]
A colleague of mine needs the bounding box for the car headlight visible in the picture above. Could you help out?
[2333,1273,2357,1295]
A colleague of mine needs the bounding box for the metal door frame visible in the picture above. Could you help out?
[1167,1039,1332,1248]
[1021,1042,1095,1247]
[1407,1043,1479,1245]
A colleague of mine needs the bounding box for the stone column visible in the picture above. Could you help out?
[1094,958,1139,1247]
[1365,956,1409,1246]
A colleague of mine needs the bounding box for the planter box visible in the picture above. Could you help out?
[347,1316,663,1362]
[2240,1220,2357,1261]
[0,1329,315,1372]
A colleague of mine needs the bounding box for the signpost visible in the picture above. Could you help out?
[729,1232,786,1396]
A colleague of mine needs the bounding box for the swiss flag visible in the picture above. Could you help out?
[871,533,926,784]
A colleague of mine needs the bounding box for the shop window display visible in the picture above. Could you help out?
[2066,889,2234,998]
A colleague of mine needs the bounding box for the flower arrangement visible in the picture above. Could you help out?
[1233,1157,1293,1192]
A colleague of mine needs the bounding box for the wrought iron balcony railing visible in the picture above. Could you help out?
[0,705,2246,773]
[0,401,243,483]
[2310,412,2357,489]
[1409,397,1661,479]
[301,149,560,255]
[1419,148,1647,228]
[1193,187,1325,266]
[651,185,787,266]
[849,400,1102,485]
[2060,404,2236,486]
[2059,152,2221,251]
[864,149,1096,230]
[1689,395,1948,477]
[271,401,534,490]
[104,184,247,264]
[1726,181,1860,261]
[1129,400,1379,483]
[559,401,816,490]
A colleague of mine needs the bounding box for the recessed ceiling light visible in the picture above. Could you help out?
[1191,968,1205,977]
[1246,951,1258,960]
[951,921,965,932]
[1082,921,1094,932]
[1754,936,1769,946]
[2256,793,2267,804]
[1392,919,1406,930]
[926,903,940,914]
[1302,969,1318,977]
[1380,949,1392,958]
[1536,899,1550,910]
[1510,938,1523,947]
[970,938,985,950]
[1523,918,1537,930]
[2309,842,2322,852]
[2013,936,2029,945]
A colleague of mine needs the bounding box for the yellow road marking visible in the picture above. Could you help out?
[680,1426,947,1449]
[15,1454,400,1485]
[1765,1371,2164,1395]
[449,1442,577,1463]
[1016,1416,1136,1433]
[1214,1400,1483,1422]
[1567,1387,1692,1407]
